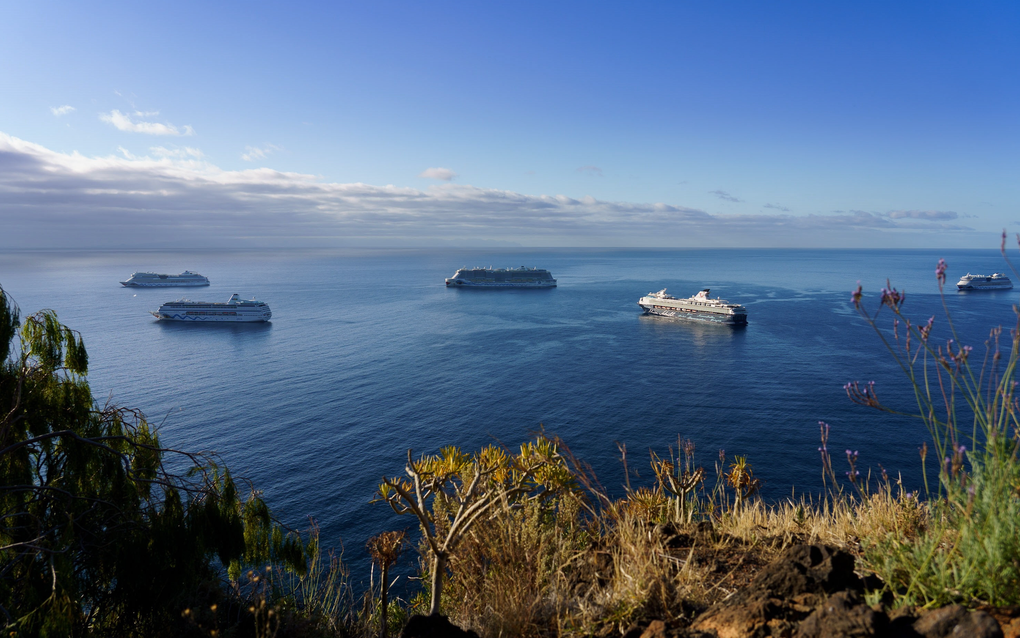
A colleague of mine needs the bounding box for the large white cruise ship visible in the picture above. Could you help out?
[638,288,747,324]
[956,273,1013,290]
[121,271,210,287]
[445,267,557,288]
[151,294,272,322]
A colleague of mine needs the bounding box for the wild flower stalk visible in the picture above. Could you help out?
[818,421,836,488]
[845,449,860,486]
[367,531,405,638]
[847,246,1020,495]
[849,238,1020,606]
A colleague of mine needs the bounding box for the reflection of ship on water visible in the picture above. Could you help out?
[638,288,747,324]
[638,312,745,349]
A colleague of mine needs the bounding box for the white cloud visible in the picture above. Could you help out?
[0,131,977,249]
[99,109,194,136]
[241,144,281,162]
[150,146,204,159]
[50,105,75,117]
[419,167,457,181]
[577,165,603,177]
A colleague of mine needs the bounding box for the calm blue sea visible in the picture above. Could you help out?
[1,248,1017,568]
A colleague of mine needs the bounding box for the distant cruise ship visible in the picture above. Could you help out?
[445,267,557,288]
[638,288,747,324]
[151,294,272,322]
[956,273,1013,291]
[121,271,210,287]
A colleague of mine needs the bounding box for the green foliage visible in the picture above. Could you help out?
[850,253,1020,607]
[376,437,578,615]
[0,285,306,636]
[863,453,1020,607]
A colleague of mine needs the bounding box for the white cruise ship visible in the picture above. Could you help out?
[445,267,556,288]
[956,273,1013,291]
[121,271,210,287]
[638,288,747,324]
[151,294,272,322]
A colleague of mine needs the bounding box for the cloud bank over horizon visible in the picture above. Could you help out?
[0,132,979,250]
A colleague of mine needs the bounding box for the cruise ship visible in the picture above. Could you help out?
[445,267,557,288]
[638,288,747,324]
[151,294,272,322]
[121,271,210,287]
[956,273,1013,291]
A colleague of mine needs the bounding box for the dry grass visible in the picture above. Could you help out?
[432,476,940,638]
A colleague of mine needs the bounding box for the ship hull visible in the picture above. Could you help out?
[445,280,556,288]
[151,311,270,322]
[122,281,210,287]
[957,283,1012,290]
[639,303,747,324]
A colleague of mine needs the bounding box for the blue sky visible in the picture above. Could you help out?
[1,1,1018,248]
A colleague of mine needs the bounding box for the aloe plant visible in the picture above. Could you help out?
[377,437,576,615]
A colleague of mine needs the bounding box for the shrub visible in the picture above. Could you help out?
[0,285,306,636]
[848,243,1020,606]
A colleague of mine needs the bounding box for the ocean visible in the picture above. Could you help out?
[1,248,1017,569]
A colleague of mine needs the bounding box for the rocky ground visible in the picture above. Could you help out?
[401,543,1020,638]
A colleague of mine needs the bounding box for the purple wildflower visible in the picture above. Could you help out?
[919,316,934,341]
[880,285,904,310]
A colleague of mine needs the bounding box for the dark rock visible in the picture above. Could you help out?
[653,523,678,538]
[913,604,967,637]
[692,593,796,638]
[860,573,883,590]
[887,608,922,638]
[913,605,1003,638]
[400,613,480,638]
[691,545,863,638]
[976,607,1020,638]
[652,523,694,549]
[795,590,888,637]
[752,544,861,599]
[640,619,669,638]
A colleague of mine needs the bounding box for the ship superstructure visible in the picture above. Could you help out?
[956,273,1013,291]
[151,294,272,322]
[638,288,747,324]
[445,267,557,288]
[121,271,210,287]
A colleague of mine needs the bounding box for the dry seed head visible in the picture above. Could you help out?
[367,530,406,567]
